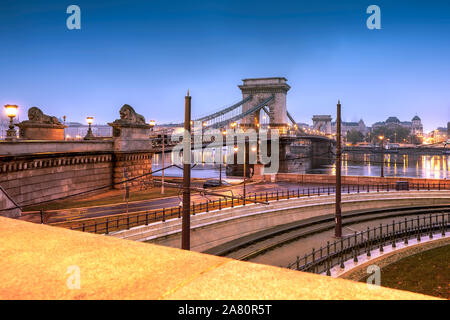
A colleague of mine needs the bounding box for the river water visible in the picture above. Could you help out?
[152,149,449,180]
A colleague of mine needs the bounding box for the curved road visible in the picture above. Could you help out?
[21,181,330,224]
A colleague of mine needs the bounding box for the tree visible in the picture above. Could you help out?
[346,130,365,145]
[371,125,411,144]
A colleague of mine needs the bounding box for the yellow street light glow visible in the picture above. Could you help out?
[202,121,207,127]
[378,136,384,140]
[86,117,94,125]
[149,120,156,127]
[251,146,257,152]
[4,104,18,118]
[222,130,227,135]
[233,146,239,153]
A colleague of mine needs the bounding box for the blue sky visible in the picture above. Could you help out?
[1,0,449,132]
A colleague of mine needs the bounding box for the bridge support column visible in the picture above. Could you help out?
[108,105,153,189]
[238,77,290,131]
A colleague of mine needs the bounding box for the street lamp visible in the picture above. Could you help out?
[231,122,237,133]
[234,145,247,205]
[218,129,228,185]
[151,121,169,195]
[63,115,67,140]
[84,116,94,140]
[378,135,385,177]
[4,104,18,140]
[149,120,156,132]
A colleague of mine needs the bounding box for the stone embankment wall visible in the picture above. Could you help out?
[0,104,154,215]
[0,150,114,207]
[0,142,153,211]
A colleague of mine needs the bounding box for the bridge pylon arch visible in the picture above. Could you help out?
[238,77,290,131]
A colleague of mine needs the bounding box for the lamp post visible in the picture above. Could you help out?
[219,129,227,185]
[84,116,94,140]
[4,104,18,140]
[378,135,385,177]
[181,90,191,250]
[335,100,342,238]
[63,115,67,140]
[152,125,170,196]
[149,120,165,194]
[149,120,156,131]
[234,145,247,205]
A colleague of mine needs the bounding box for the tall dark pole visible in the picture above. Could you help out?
[335,100,342,238]
[219,150,222,185]
[243,140,247,205]
[182,90,191,250]
[380,137,384,178]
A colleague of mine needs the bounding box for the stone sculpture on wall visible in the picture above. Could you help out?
[119,104,146,124]
[108,104,151,152]
[16,107,66,140]
[26,107,62,125]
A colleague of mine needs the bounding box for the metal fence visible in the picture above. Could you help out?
[286,212,449,275]
[45,182,450,235]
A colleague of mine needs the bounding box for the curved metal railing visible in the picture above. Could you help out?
[286,212,449,275]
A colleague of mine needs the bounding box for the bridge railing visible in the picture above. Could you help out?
[45,182,450,235]
[286,212,449,275]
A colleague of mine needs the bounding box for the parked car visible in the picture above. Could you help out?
[395,181,409,191]
[203,180,231,188]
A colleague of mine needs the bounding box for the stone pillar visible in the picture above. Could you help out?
[252,163,265,180]
[108,104,153,189]
[238,77,290,131]
[312,115,332,135]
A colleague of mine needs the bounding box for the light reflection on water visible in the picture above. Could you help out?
[152,150,449,180]
[308,153,448,179]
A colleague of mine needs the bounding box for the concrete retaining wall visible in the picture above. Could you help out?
[270,173,450,188]
[111,191,450,252]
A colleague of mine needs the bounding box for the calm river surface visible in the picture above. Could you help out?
[152,149,448,180]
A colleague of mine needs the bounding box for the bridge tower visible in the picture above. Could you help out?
[312,115,332,135]
[238,77,290,131]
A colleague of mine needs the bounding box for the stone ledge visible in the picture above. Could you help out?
[0,217,437,300]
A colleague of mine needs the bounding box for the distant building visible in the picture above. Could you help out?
[372,116,423,136]
[411,116,423,136]
[430,127,448,143]
[331,119,368,136]
[64,122,112,140]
